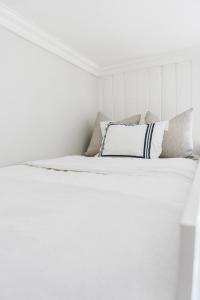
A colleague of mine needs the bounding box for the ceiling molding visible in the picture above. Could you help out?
[100,47,200,76]
[0,3,200,78]
[0,2,100,76]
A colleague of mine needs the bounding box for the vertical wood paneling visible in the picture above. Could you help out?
[136,69,149,115]
[97,77,103,112]
[148,66,162,119]
[124,71,137,117]
[102,76,113,118]
[98,59,200,153]
[113,74,125,119]
[192,60,200,153]
[162,64,177,120]
[192,60,200,110]
[176,62,192,113]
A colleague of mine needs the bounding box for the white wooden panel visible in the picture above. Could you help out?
[191,60,200,153]
[162,64,177,120]
[113,74,125,119]
[148,66,162,119]
[176,62,192,113]
[98,59,200,153]
[102,76,113,118]
[97,77,103,112]
[124,71,137,117]
[136,69,149,115]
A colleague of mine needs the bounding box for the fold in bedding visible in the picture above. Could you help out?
[26,155,196,179]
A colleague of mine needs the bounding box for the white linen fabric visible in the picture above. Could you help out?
[0,155,197,300]
[99,121,167,158]
[101,120,169,137]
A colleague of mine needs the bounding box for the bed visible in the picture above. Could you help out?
[0,155,200,300]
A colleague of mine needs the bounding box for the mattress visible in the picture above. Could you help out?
[0,156,197,300]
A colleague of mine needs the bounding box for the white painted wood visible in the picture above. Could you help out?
[177,226,195,300]
[136,69,149,115]
[148,66,162,118]
[177,162,200,300]
[124,71,137,117]
[192,212,200,300]
[101,47,200,76]
[0,2,99,76]
[191,60,200,154]
[113,74,125,119]
[97,77,103,112]
[99,57,200,152]
[102,76,114,118]
[176,62,192,113]
[162,64,177,120]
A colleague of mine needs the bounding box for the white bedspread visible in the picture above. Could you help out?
[0,156,197,300]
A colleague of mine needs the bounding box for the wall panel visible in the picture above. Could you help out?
[113,74,125,119]
[124,71,137,117]
[99,58,200,152]
[162,64,177,120]
[176,62,192,113]
[102,76,113,118]
[148,66,162,119]
[135,69,149,116]
[191,60,200,153]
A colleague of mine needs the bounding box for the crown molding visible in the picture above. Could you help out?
[0,3,200,78]
[99,47,200,76]
[0,3,100,76]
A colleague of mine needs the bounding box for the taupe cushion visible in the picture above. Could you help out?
[85,112,141,156]
[84,112,108,156]
[145,109,193,158]
[145,111,160,123]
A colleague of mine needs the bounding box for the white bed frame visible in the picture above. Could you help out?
[177,161,200,300]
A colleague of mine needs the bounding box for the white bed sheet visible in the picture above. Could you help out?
[0,156,197,300]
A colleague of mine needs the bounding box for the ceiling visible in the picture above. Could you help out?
[1,0,200,67]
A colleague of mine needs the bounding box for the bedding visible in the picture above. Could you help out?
[145,108,194,158]
[99,121,167,158]
[84,112,141,156]
[0,155,197,300]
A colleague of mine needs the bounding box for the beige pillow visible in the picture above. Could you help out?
[85,112,141,156]
[145,109,193,158]
[145,111,160,123]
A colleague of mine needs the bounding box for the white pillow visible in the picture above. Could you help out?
[99,121,168,159]
[101,121,169,137]
[100,121,113,137]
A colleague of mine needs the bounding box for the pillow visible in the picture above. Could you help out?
[145,111,160,123]
[99,121,167,159]
[145,109,193,158]
[85,112,141,156]
[100,119,166,138]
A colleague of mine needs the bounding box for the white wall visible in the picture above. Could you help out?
[0,26,98,167]
[98,57,200,153]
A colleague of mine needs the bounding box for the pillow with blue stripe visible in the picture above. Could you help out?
[99,121,168,159]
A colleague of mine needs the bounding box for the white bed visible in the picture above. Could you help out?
[0,156,199,300]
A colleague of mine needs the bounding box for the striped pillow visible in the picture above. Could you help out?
[99,122,167,159]
[84,112,141,156]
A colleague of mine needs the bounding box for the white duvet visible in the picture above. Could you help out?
[0,156,197,300]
